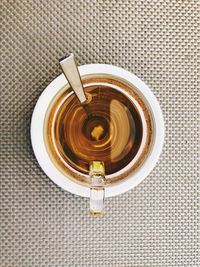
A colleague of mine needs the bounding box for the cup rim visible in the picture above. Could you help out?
[31,64,164,198]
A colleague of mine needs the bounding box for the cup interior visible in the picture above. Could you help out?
[43,74,153,186]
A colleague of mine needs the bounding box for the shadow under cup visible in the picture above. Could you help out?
[44,76,153,186]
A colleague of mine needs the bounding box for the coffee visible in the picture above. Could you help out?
[44,77,152,185]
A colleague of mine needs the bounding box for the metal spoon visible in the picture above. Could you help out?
[59,54,87,105]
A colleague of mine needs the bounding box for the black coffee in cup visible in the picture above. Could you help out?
[44,76,152,185]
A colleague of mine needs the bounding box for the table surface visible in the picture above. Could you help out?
[0,0,199,266]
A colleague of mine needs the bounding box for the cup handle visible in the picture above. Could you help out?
[89,161,105,216]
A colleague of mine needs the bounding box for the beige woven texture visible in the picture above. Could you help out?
[0,0,199,266]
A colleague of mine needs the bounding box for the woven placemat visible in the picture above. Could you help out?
[0,0,199,266]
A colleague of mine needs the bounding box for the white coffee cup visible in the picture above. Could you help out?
[31,64,164,214]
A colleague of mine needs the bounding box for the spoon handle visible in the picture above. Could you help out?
[59,54,87,104]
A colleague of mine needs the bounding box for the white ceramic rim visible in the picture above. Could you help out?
[31,64,164,198]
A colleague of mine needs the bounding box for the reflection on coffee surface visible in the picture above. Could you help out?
[44,78,152,185]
